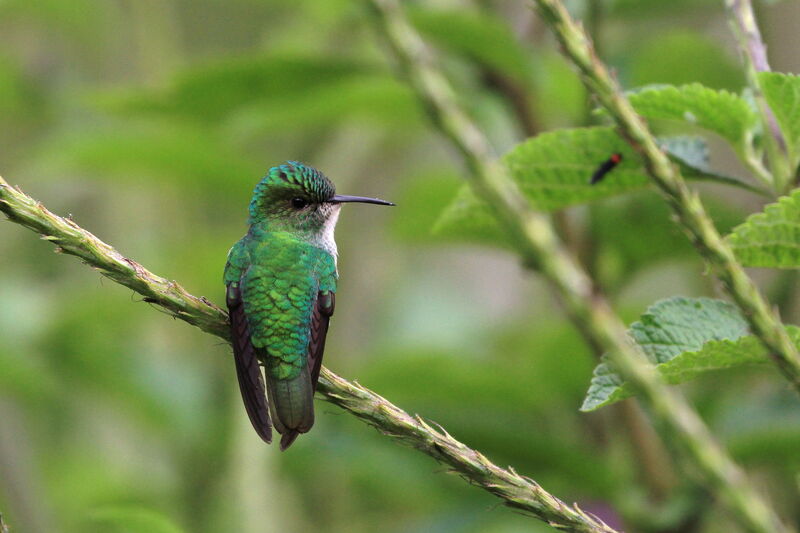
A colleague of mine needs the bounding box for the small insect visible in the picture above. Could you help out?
[590,153,623,185]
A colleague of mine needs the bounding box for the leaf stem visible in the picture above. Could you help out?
[364,0,791,532]
[725,0,791,192]
[0,176,619,533]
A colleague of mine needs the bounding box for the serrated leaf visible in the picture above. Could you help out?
[434,128,740,244]
[758,72,800,171]
[728,188,800,268]
[627,84,757,155]
[580,297,787,412]
[660,135,709,170]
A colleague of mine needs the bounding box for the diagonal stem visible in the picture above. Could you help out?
[364,0,792,531]
[0,176,618,533]
[531,0,800,396]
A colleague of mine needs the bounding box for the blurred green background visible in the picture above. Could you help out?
[2,1,800,532]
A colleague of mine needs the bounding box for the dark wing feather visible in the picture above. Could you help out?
[227,284,272,443]
[279,291,334,451]
[308,291,335,390]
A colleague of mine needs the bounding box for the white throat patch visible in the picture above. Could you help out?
[314,204,341,261]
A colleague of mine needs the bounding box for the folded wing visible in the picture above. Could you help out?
[227,284,272,443]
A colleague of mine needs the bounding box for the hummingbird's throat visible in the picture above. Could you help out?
[311,203,341,259]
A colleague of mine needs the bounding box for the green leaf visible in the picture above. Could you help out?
[758,72,800,171]
[728,188,800,268]
[627,84,757,155]
[409,8,533,85]
[434,128,743,244]
[580,297,787,412]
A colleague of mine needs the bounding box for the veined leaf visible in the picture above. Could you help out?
[728,188,800,268]
[758,72,800,171]
[435,128,748,243]
[581,297,785,412]
[627,84,757,155]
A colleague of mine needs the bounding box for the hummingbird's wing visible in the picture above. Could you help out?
[278,290,335,451]
[226,283,273,443]
[308,291,335,390]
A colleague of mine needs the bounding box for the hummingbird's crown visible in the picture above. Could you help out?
[249,161,335,221]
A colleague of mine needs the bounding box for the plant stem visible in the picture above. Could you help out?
[0,176,619,533]
[725,0,791,192]
[364,0,791,531]
[0,513,8,533]
[531,0,800,398]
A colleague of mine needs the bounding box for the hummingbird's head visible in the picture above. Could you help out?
[248,161,393,238]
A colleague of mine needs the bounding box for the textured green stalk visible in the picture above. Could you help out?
[532,0,800,396]
[364,1,791,532]
[725,0,791,192]
[0,176,619,533]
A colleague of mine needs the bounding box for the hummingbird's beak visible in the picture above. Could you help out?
[330,195,395,206]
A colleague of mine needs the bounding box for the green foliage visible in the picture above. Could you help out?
[627,84,757,156]
[758,72,800,172]
[410,7,533,85]
[530,52,587,128]
[110,54,373,122]
[3,2,800,533]
[435,127,743,245]
[627,32,745,91]
[581,297,792,411]
[40,121,262,191]
[388,170,462,243]
[89,506,185,533]
[728,189,800,268]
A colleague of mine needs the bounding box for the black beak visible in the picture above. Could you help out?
[330,194,395,206]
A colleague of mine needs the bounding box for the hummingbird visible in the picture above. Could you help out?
[224,161,394,450]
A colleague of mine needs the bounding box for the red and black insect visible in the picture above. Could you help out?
[590,153,623,185]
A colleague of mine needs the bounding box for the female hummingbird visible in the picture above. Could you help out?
[224,161,394,450]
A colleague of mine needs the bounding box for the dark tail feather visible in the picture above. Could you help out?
[266,365,314,451]
[280,432,300,451]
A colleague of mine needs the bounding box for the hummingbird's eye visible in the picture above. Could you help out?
[291,197,309,209]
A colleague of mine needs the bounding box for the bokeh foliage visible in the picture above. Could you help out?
[2,1,800,532]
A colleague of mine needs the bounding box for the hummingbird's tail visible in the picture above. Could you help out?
[266,365,315,451]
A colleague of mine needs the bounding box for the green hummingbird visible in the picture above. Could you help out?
[224,161,394,450]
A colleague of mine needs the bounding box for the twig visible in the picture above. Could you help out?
[0,176,619,533]
[364,0,791,532]
[531,0,800,398]
[725,0,790,191]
